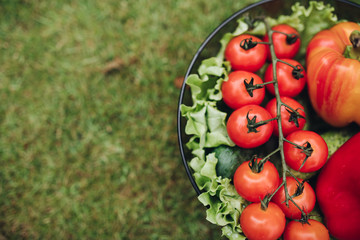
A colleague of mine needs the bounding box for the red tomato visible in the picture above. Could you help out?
[226,105,274,148]
[240,202,286,240]
[265,97,306,137]
[233,158,280,202]
[283,219,330,240]
[221,71,265,109]
[272,177,316,219]
[263,24,301,60]
[306,22,360,127]
[264,59,306,97]
[225,34,267,72]
[284,130,328,173]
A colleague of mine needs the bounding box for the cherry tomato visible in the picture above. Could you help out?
[283,219,330,240]
[240,202,286,240]
[284,130,328,173]
[225,34,267,72]
[226,105,274,148]
[263,24,301,60]
[272,177,316,219]
[265,97,306,137]
[221,71,265,109]
[264,59,306,97]
[233,157,280,202]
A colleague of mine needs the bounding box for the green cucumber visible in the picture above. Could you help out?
[214,145,259,179]
[214,137,278,179]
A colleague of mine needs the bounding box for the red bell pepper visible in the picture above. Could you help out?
[316,132,360,240]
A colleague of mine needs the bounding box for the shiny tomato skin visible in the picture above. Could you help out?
[264,59,306,97]
[265,97,306,137]
[225,34,267,72]
[306,22,360,127]
[283,219,330,240]
[240,202,286,240]
[284,130,328,173]
[272,177,316,219]
[233,158,280,202]
[226,105,274,148]
[221,71,265,109]
[263,24,301,60]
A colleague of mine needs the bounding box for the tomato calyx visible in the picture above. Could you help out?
[295,212,311,225]
[240,37,258,50]
[244,77,263,97]
[248,155,266,173]
[240,37,270,50]
[244,77,275,97]
[291,65,305,80]
[246,110,276,133]
[277,59,305,80]
[297,142,314,170]
[291,179,306,198]
[260,194,272,211]
[285,106,306,128]
[346,30,360,60]
[299,141,313,158]
[286,34,299,45]
[272,29,299,45]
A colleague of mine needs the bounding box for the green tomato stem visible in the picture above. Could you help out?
[264,18,308,220]
[261,147,281,163]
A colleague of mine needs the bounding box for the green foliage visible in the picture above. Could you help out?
[0,0,259,239]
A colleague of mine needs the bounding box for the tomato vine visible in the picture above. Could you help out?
[239,18,312,221]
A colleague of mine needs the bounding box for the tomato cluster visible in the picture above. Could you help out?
[222,24,330,240]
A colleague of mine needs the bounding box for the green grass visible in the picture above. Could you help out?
[0,0,260,239]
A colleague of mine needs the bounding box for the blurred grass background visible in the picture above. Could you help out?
[0,0,261,239]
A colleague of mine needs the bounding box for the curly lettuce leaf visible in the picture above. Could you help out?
[222,226,247,240]
[181,102,234,151]
[191,153,246,237]
[186,57,231,104]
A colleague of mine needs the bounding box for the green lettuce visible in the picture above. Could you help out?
[191,153,247,238]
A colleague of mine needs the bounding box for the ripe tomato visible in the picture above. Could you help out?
[264,59,306,97]
[283,219,330,240]
[265,97,306,137]
[272,177,316,219]
[240,202,286,240]
[233,157,280,202]
[284,130,328,173]
[263,24,301,60]
[221,70,265,109]
[306,22,360,127]
[225,34,267,72]
[226,105,274,148]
